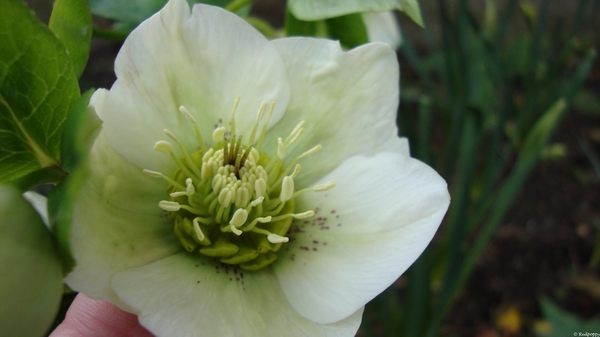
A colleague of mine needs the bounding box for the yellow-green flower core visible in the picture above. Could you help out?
[144,98,334,271]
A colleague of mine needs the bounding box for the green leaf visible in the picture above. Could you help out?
[285,9,318,37]
[519,99,567,164]
[0,184,64,336]
[60,89,102,173]
[325,13,369,48]
[91,0,236,31]
[399,0,424,27]
[90,0,167,30]
[48,165,88,274]
[48,0,93,78]
[538,298,600,337]
[0,0,79,184]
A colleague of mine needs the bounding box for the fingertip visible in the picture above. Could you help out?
[50,294,153,337]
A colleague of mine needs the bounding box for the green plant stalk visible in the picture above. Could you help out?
[425,99,567,337]
[401,247,432,336]
[425,113,479,337]
[495,0,519,43]
[92,25,129,41]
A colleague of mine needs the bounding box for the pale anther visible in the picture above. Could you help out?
[213,127,226,143]
[170,191,187,198]
[249,196,264,207]
[154,140,173,153]
[289,121,305,139]
[267,234,289,244]
[143,169,163,178]
[280,176,294,202]
[186,178,195,195]
[290,164,301,179]
[230,208,248,228]
[193,218,205,241]
[313,180,336,192]
[218,188,233,206]
[294,210,315,219]
[299,145,322,159]
[230,224,242,235]
[287,128,304,146]
[285,120,306,145]
[179,105,196,124]
[159,201,181,212]
[255,179,267,198]
[277,138,286,159]
[164,129,178,141]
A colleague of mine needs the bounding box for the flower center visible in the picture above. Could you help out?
[143,98,334,271]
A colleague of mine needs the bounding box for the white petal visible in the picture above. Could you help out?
[99,0,290,172]
[64,134,181,308]
[273,152,449,324]
[362,12,402,49]
[267,38,400,186]
[288,0,402,20]
[111,253,363,337]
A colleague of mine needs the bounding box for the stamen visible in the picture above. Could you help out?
[255,179,267,198]
[284,120,306,146]
[164,129,203,179]
[280,176,294,202]
[154,140,173,153]
[179,105,196,123]
[230,208,248,228]
[249,196,264,207]
[186,178,195,195]
[267,234,289,244]
[248,101,267,145]
[286,128,304,147]
[170,191,187,198]
[298,145,322,159]
[230,224,243,235]
[277,138,286,159]
[255,102,275,150]
[270,210,314,223]
[242,216,272,232]
[218,188,233,207]
[144,169,185,190]
[313,180,336,192]
[193,218,205,241]
[290,164,301,179]
[294,210,314,219]
[159,201,181,212]
[213,127,226,143]
[143,169,163,178]
[179,105,207,152]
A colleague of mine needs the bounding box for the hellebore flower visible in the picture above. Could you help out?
[64,0,449,336]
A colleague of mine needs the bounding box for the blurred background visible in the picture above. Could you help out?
[25,0,600,336]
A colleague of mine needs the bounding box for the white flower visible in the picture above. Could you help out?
[64,0,449,336]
